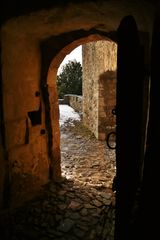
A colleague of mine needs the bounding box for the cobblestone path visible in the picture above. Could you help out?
[0,120,116,240]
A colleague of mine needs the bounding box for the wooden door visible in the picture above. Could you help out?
[115,15,145,240]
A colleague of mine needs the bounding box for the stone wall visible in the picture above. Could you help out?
[82,40,117,140]
[99,71,116,139]
[61,94,83,114]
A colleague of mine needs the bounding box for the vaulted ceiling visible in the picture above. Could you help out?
[1,0,159,24]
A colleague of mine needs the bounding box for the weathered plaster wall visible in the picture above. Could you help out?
[1,30,49,206]
[0,135,5,208]
[82,40,117,139]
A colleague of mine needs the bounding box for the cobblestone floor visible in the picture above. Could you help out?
[0,120,116,240]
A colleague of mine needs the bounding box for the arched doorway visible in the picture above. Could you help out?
[0,3,154,240]
[42,33,117,181]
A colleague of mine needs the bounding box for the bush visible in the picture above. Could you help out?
[57,60,82,99]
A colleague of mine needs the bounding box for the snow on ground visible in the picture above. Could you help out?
[59,104,81,127]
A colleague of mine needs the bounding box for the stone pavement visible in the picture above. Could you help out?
[0,120,116,240]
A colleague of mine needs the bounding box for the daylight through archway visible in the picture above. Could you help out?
[49,37,117,190]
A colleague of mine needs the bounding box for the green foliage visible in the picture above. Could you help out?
[57,60,82,99]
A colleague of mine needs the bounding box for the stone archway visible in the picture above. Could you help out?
[44,34,117,181]
[0,0,154,209]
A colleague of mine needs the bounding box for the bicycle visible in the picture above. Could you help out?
[106,107,116,150]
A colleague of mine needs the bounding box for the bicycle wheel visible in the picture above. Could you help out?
[106,131,116,149]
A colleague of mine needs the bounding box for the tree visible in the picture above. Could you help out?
[57,60,82,99]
